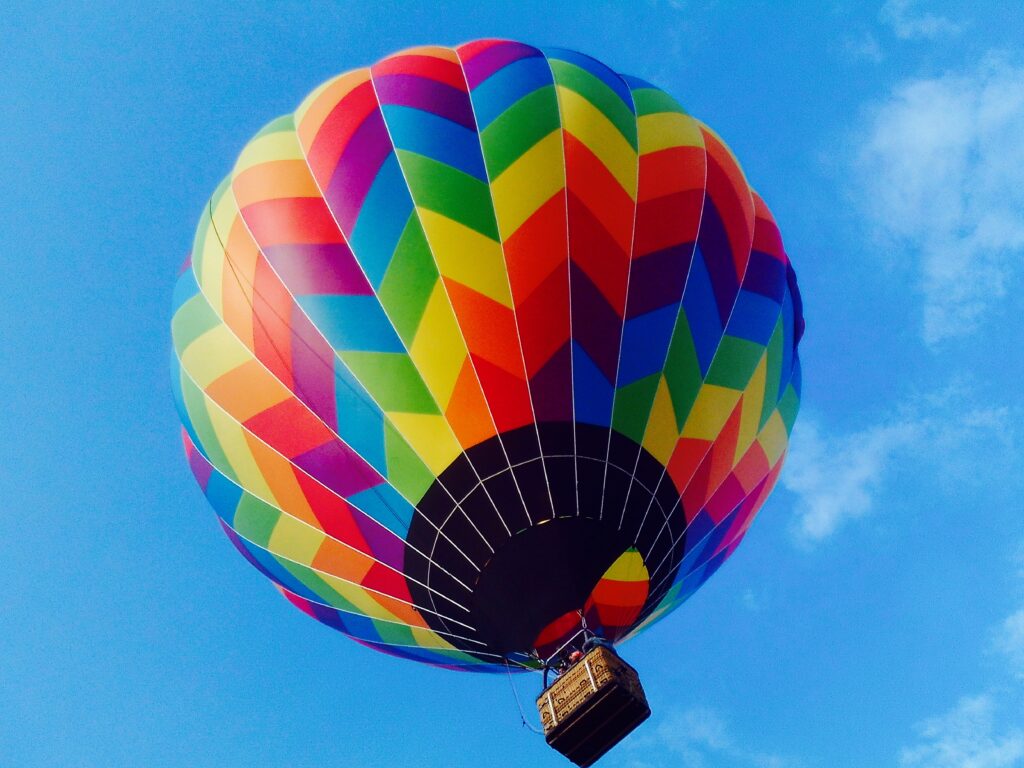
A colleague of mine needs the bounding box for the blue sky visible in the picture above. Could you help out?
[3,1,1023,766]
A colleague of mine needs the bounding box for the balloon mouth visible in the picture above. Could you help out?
[403,422,687,662]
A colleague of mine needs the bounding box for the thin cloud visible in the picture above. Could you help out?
[782,418,921,544]
[880,0,962,40]
[993,608,1024,681]
[899,695,1024,768]
[844,32,886,64]
[782,385,1014,545]
[628,706,792,768]
[854,58,1024,345]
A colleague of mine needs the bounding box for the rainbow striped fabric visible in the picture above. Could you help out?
[171,40,803,671]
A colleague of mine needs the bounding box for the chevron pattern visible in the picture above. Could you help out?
[172,39,804,670]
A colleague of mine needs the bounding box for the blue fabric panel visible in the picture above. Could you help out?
[349,154,413,288]
[204,468,244,520]
[681,245,724,376]
[332,356,388,475]
[726,290,781,346]
[471,55,552,128]
[571,340,614,426]
[542,47,634,107]
[349,484,413,535]
[617,302,680,386]
[297,294,403,353]
[382,105,487,180]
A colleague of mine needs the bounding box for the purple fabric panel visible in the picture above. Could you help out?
[742,249,787,302]
[372,74,476,129]
[570,265,624,382]
[529,342,573,421]
[288,306,338,430]
[696,202,741,327]
[262,243,373,296]
[293,438,381,499]
[462,41,540,88]
[353,514,405,571]
[187,443,213,489]
[624,243,693,319]
[325,110,393,234]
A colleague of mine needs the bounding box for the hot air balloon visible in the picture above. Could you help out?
[171,39,803,766]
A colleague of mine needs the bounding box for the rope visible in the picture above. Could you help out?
[504,659,545,735]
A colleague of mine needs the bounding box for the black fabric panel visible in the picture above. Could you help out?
[403,422,687,660]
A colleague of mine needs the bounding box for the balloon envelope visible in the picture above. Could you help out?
[171,39,804,671]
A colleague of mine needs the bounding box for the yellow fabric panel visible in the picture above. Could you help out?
[203,397,274,501]
[642,376,680,465]
[417,209,512,307]
[489,130,565,241]
[734,355,767,464]
[638,111,704,155]
[318,573,404,623]
[758,410,789,466]
[196,205,228,317]
[410,625,459,651]
[410,283,472,408]
[601,548,648,581]
[556,86,638,198]
[681,384,742,441]
[386,412,463,475]
[180,325,252,389]
[267,513,326,565]
[233,125,303,174]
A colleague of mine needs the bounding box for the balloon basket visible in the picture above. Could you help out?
[536,645,650,766]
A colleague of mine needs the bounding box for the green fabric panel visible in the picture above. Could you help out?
[232,493,280,547]
[549,60,637,149]
[372,618,414,646]
[171,293,220,353]
[759,317,784,429]
[611,373,661,444]
[479,85,560,178]
[383,420,436,502]
[251,114,292,139]
[631,86,686,117]
[705,336,765,390]
[179,371,235,482]
[377,215,439,346]
[663,314,703,432]
[395,150,500,240]
[338,351,438,414]
[777,383,800,434]
[277,559,360,614]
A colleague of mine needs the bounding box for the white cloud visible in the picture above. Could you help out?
[993,609,1024,680]
[741,588,767,613]
[781,384,1015,544]
[854,58,1024,345]
[629,706,791,768]
[900,695,1024,767]
[880,0,962,40]
[782,418,921,543]
[845,32,886,63]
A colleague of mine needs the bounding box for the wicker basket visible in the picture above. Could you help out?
[536,645,650,766]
